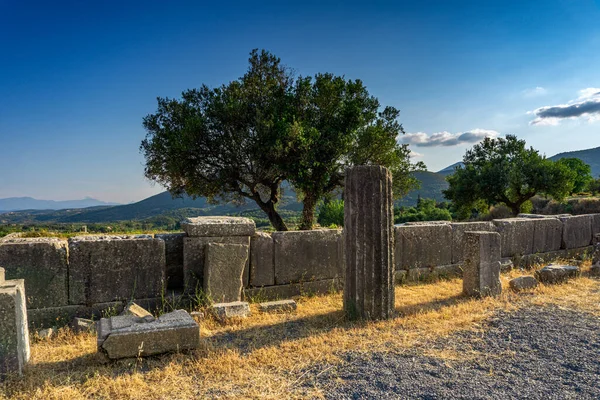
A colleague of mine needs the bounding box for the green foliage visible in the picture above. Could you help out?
[443,135,576,217]
[394,198,452,223]
[589,178,600,195]
[141,49,422,231]
[557,158,593,193]
[317,200,345,227]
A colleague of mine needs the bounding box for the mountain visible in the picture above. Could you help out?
[397,171,449,206]
[0,197,119,212]
[549,146,600,178]
[437,162,464,176]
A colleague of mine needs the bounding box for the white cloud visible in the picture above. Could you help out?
[401,129,499,147]
[522,86,547,97]
[530,88,600,125]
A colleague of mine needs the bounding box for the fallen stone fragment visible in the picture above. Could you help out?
[70,317,96,333]
[97,310,200,359]
[211,301,251,320]
[509,276,539,291]
[535,264,580,284]
[121,301,155,322]
[500,259,514,273]
[259,299,297,313]
[190,311,204,320]
[38,327,54,339]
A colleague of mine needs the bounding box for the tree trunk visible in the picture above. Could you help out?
[508,202,521,216]
[300,194,318,230]
[256,200,288,231]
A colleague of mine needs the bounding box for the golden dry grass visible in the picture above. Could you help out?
[1,267,599,400]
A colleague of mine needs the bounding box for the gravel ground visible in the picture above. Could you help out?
[315,306,600,399]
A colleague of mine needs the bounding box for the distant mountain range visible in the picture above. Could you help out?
[0,197,119,212]
[2,146,599,224]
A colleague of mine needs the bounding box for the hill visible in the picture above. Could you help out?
[397,171,449,206]
[0,197,119,212]
[437,162,464,176]
[549,146,600,178]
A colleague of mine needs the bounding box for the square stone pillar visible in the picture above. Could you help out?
[344,166,395,320]
[463,231,502,297]
[0,270,30,378]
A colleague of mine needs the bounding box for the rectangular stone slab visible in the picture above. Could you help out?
[532,217,563,253]
[155,233,186,290]
[181,216,255,237]
[68,235,165,305]
[0,279,30,377]
[463,231,502,297]
[273,229,343,285]
[450,222,496,264]
[492,219,535,258]
[395,224,452,270]
[204,243,248,303]
[98,310,200,359]
[0,238,68,308]
[559,215,592,249]
[249,232,274,287]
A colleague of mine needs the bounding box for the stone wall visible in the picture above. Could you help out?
[2,213,600,328]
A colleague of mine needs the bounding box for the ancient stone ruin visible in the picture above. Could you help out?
[462,231,502,297]
[343,165,395,320]
[0,267,30,377]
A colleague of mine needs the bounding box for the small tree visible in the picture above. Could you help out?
[141,50,293,231]
[556,157,592,193]
[443,135,575,217]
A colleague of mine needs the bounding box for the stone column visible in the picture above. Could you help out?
[0,269,30,378]
[463,231,502,297]
[344,165,395,320]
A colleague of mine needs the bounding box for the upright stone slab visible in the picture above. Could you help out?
[463,231,502,297]
[394,224,452,270]
[204,243,248,303]
[344,166,395,320]
[250,232,275,287]
[492,218,535,257]
[450,222,496,264]
[559,215,593,249]
[0,276,30,377]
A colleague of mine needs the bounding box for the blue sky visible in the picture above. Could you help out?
[1,0,599,203]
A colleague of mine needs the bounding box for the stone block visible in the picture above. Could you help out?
[181,216,255,237]
[0,267,4,283]
[273,229,343,285]
[0,279,30,377]
[183,236,250,292]
[210,301,251,320]
[462,231,502,297]
[450,222,496,264]
[243,278,342,301]
[70,317,96,333]
[535,264,580,284]
[68,235,166,305]
[559,215,593,249]
[492,219,535,257]
[0,238,68,309]
[155,233,186,289]
[204,243,248,303]
[532,217,563,253]
[395,224,452,270]
[97,310,200,359]
[258,299,297,313]
[250,232,274,287]
[406,264,462,281]
[121,301,155,322]
[591,214,600,236]
[509,276,539,291]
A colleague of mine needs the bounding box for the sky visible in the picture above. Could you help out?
[1,0,599,203]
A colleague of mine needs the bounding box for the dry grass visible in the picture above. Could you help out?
[2,267,599,400]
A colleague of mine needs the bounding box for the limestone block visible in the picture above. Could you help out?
[450,222,496,264]
[492,219,535,257]
[181,216,255,237]
[155,233,186,289]
[463,231,502,297]
[591,214,600,237]
[535,264,580,284]
[0,279,30,377]
[97,310,200,359]
[70,317,96,333]
[273,229,343,285]
[183,236,250,291]
[559,215,593,249]
[258,299,297,313]
[532,217,563,253]
[210,301,251,320]
[204,243,248,303]
[344,165,395,320]
[243,278,342,302]
[0,238,68,308]
[121,301,155,322]
[509,276,539,291]
[395,224,452,270]
[250,232,274,287]
[68,235,166,306]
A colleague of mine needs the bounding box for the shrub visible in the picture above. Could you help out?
[395,198,452,224]
[317,200,345,227]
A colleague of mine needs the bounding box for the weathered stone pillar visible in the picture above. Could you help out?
[0,268,30,378]
[344,165,395,320]
[463,231,502,297]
